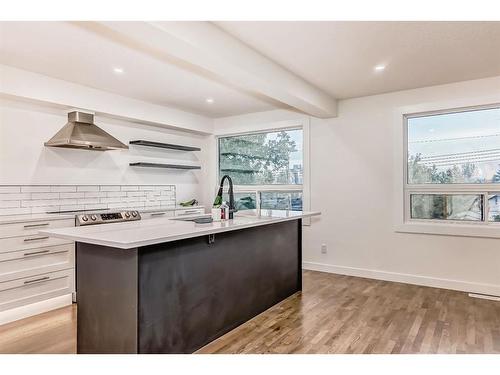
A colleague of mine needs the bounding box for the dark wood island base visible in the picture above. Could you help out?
[76,219,302,353]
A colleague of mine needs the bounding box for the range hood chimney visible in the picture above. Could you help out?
[45,111,128,151]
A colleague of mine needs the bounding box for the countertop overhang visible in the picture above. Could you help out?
[39,210,321,249]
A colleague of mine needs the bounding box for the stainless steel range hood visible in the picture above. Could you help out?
[44,111,128,151]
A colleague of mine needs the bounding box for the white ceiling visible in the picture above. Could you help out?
[0,22,277,118]
[1,21,500,119]
[216,21,500,99]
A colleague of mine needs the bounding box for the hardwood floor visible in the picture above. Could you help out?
[0,302,76,354]
[1,270,499,354]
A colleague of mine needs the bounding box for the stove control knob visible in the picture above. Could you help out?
[81,215,88,222]
[124,212,131,218]
[90,215,97,221]
[131,211,137,217]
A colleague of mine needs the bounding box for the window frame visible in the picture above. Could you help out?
[395,101,500,238]
[215,119,310,222]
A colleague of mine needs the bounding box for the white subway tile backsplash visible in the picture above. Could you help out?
[59,205,85,212]
[21,186,51,193]
[161,201,176,207]
[0,186,21,193]
[0,200,21,208]
[60,192,85,199]
[31,206,60,214]
[107,202,128,209]
[85,204,107,210]
[0,207,31,215]
[50,186,77,193]
[77,186,99,192]
[0,193,31,200]
[84,192,107,198]
[58,199,78,206]
[0,185,176,215]
[107,192,127,198]
[22,199,60,207]
[100,186,121,192]
[158,195,172,201]
[127,191,144,197]
[31,192,59,200]
[78,198,100,205]
[100,197,123,204]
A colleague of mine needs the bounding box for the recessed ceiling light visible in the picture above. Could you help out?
[374,65,385,72]
[113,67,124,74]
[206,98,214,104]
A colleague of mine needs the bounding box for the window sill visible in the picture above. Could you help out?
[394,222,500,239]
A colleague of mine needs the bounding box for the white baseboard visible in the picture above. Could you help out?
[302,261,500,297]
[0,294,73,326]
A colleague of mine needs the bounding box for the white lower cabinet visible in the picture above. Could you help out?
[0,217,75,325]
[0,269,74,312]
[140,211,175,220]
[174,208,205,216]
[0,235,72,254]
[141,207,205,220]
[0,244,74,283]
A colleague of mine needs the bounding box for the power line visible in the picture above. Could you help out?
[409,133,500,144]
[419,148,500,161]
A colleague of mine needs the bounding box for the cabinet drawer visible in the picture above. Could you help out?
[174,208,205,216]
[0,235,73,254]
[141,211,175,220]
[0,244,74,283]
[0,269,73,312]
[0,219,75,239]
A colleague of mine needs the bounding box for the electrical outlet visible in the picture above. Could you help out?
[321,244,327,254]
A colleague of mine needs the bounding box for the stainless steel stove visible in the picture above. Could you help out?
[76,210,141,226]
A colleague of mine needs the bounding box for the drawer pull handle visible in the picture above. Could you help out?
[179,210,199,215]
[151,212,166,216]
[24,276,50,284]
[23,249,50,257]
[24,223,50,228]
[23,236,49,242]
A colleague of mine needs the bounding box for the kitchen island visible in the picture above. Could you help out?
[41,210,320,354]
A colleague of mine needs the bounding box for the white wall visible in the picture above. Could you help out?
[214,75,500,296]
[0,98,211,204]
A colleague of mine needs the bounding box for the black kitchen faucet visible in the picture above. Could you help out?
[216,175,236,219]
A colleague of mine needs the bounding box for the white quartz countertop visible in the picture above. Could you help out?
[40,210,320,249]
[0,206,204,225]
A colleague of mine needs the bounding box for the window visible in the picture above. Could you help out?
[219,128,303,185]
[222,192,257,211]
[405,105,500,226]
[407,107,500,184]
[260,191,303,211]
[410,194,483,221]
[218,128,304,212]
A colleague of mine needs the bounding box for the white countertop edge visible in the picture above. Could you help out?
[0,213,76,224]
[40,211,320,250]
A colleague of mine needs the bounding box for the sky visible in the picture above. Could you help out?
[408,107,500,181]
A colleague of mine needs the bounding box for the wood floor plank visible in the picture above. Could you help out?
[1,270,499,354]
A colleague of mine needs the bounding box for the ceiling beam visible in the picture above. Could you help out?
[81,21,338,118]
[0,65,214,134]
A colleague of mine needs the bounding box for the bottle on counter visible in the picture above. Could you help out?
[220,201,229,221]
[211,207,221,222]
